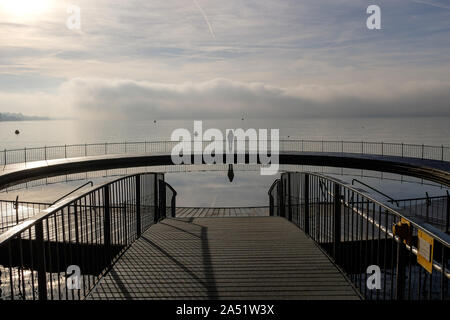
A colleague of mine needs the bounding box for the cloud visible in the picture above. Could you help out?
[193,0,216,39]
[412,0,450,10]
[58,77,450,119]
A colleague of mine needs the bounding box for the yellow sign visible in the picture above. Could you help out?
[401,218,411,245]
[393,218,412,246]
[417,230,434,274]
[401,218,410,226]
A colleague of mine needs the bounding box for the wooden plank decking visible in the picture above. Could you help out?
[175,207,269,218]
[87,215,360,300]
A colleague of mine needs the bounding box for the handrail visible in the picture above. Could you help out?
[2,139,449,152]
[267,178,280,196]
[310,172,450,246]
[163,181,177,197]
[50,181,94,205]
[0,199,52,206]
[0,173,150,246]
[351,178,399,206]
[1,139,449,167]
[161,180,177,218]
[269,171,450,300]
[271,171,450,247]
[393,194,449,202]
[318,173,450,278]
[0,171,174,300]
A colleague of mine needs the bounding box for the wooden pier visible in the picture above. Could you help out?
[175,207,269,218]
[87,213,360,300]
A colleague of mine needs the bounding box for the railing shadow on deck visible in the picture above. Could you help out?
[0,172,177,300]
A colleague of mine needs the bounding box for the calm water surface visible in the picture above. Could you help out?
[1,117,449,149]
[1,117,449,206]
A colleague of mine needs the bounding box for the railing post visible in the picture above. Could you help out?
[442,145,444,162]
[381,142,384,156]
[35,221,47,300]
[395,240,407,300]
[425,192,430,223]
[422,144,424,160]
[123,201,128,245]
[159,179,166,220]
[304,174,310,236]
[441,247,447,300]
[269,193,274,216]
[136,175,141,237]
[446,191,450,234]
[103,185,111,260]
[171,193,176,218]
[4,148,6,165]
[74,203,79,244]
[15,195,19,224]
[24,147,27,164]
[279,177,285,218]
[44,146,47,161]
[401,143,404,158]
[333,183,341,263]
[154,176,159,224]
[64,145,67,158]
[288,173,292,221]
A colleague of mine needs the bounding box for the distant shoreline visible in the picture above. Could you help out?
[0,112,50,122]
[0,118,51,122]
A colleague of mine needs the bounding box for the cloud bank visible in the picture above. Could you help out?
[59,77,450,119]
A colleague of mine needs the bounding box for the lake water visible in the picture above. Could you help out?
[1,117,449,206]
[1,117,450,149]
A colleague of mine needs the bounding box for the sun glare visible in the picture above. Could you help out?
[0,0,51,17]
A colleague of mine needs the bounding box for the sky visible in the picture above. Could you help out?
[0,0,450,119]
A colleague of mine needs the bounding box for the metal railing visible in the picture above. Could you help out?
[3,162,446,195]
[352,179,399,206]
[51,181,94,206]
[392,193,450,234]
[1,140,449,167]
[0,172,177,300]
[269,172,450,300]
[163,182,177,218]
[0,198,51,234]
[0,182,95,234]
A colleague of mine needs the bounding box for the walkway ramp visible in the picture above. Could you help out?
[175,207,269,218]
[87,216,360,300]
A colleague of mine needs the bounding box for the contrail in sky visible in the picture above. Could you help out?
[193,0,216,39]
[412,0,450,10]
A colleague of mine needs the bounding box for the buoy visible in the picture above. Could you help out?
[15,129,20,135]
[153,120,157,123]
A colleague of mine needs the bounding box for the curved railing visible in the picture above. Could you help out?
[0,172,176,300]
[392,193,450,233]
[1,139,449,167]
[269,171,450,300]
[0,199,51,234]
